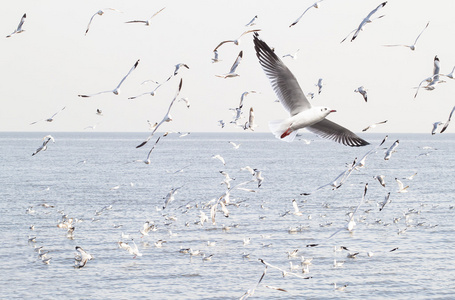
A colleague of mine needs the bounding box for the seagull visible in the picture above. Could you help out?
[383,21,429,51]
[253,33,369,146]
[178,97,190,108]
[32,135,55,156]
[74,246,93,269]
[340,14,385,43]
[395,178,409,193]
[216,51,243,78]
[354,86,368,102]
[136,136,161,164]
[245,15,258,27]
[292,199,303,216]
[163,186,183,209]
[379,192,391,211]
[315,78,323,95]
[384,140,399,160]
[351,2,387,42]
[431,122,443,135]
[136,78,183,148]
[239,266,267,300]
[282,49,300,60]
[6,13,26,38]
[244,107,256,131]
[289,0,323,28]
[253,169,264,187]
[128,83,163,99]
[374,175,386,187]
[173,63,190,76]
[440,105,455,133]
[30,106,66,125]
[213,29,261,52]
[362,120,387,132]
[218,120,225,128]
[78,59,140,97]
[96,109,103,116]
[212,154,226,166]
[118,240,142,258]
[140,221,156,237]
[229,141,241,149]
[85,8,122,35]
[415,56,442,98]
[125,7,166,26]
[239,91,258,110]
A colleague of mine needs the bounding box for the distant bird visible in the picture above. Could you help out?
[315,78,323,95]
[379,192,391,211]
[128,83,163,99]
[245,15,258,27]
[118,240,142,258]
[282,49,300,60]
[384,140,399,160]
[351,2,387,42]
[395,178,409,193]
[212,50,221,63]
[218,120,225,128]
[229,141,241,149]
[178,97,190,108]
[239,91,258,109]
[244,107,256,131]
[96,109,103,116]
[212,154,226,166]
[173,63,190,76]
[431,122,443,135]
[374,175,386,187]
[135,136,161,164]
[30,106,66,125]
[125,7,166,26]
[292,199,303,216]
[163,187,182,209]
[6,13,26,38]
[362,120,387,132]
[78,59,140,97]
[74,246,93,269]
[289,0,323,28]
[253,169,264,188]
[216,51,243,78]
[32,135,55,156]
[140,221,156,237]
[85,8,122,35]
[136,78,183,148]
[415,56,442,99]
[440,105,455,133]
[253,33,369,146]
[213,29,261,52]
[354,86,368,102]
[383,21,429,51]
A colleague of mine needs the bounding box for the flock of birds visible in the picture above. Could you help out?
[9,1,454,298]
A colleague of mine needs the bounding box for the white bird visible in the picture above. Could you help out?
[239,91,258,110]
[354,86,368,102]
[178,97,190,108]
[415,56,441,98]
[136,79,183,148]
[229,141,241,149]
[213,29,261,52]
[136,136,161,164]
[431,122,443,135]
[384,140,399,160]
[334,283,348,291]
[253,169,264,188]
[32,135,55,156]
[85,8,122,35]
[216,51,243,78]
[173,63,190,76]
[315,78,323,95]
[440,105,455,133]
[6,13,26,38]
[212,154,226,166]
[245,15,258,27]
[163,186,183,210]
[333,259,345,268]
[118,240,142,258]
[244,107,256,131]
[351,2,387,42]
[78,59,140,97]
[395,178,409,193]
[211,50,221,63]
[282,49,300,60]
[253,33,369,146]
[96,109,103,116]
[292,199,303,216]
[289,0,323,28]
[379,192,391,211]
[374,175,386,187]
[383,21,429,51]
[239,267,267,300]
[128,83,163,99]
[125,7,166,26]
[218,120,225,128]
[74,246,93,269]
[30,106,66,125]
[240,166,255,175]
[362,120,387,132]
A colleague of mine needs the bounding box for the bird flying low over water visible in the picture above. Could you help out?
[30,107,66,125]
[6,13,26,38]
[216,51,243,78]
[78,59,140,97]
[253,33,369,146]
[440,105,455,133]
[32,135,55,156]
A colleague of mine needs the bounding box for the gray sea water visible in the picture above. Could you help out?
[1,132,454,299]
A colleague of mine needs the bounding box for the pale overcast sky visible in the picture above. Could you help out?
[1,0,454,133]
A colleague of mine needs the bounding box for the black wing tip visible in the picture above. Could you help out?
[136,141,147,148]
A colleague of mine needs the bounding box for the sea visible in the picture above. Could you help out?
[1,132,454,299]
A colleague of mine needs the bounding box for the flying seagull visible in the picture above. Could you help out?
[78,59,140,97]
[440,105,455,133]
[213,29,261,52]
[289,0,323,28]
[30,106,66,125]
[85,8,123,35]
[383,21,429,51]
[351,2,387,42]
[354,86,368,102]
[32,135,55,156]
[125,7,166,26]
[253,33,368,146]
[74,246,93,269]
[362,120,387,132]
[136,78,183,148]
[431,122,443,135]
[6,13,26,38]
[245,15,258,27]
[216,51,243,78]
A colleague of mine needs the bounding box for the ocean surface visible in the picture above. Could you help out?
[1,132,454,299]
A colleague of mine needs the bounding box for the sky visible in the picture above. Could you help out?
[2,0,455,134]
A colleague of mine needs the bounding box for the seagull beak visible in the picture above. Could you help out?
[330,110,337,113]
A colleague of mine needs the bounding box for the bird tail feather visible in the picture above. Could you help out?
[268,120,298,142]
